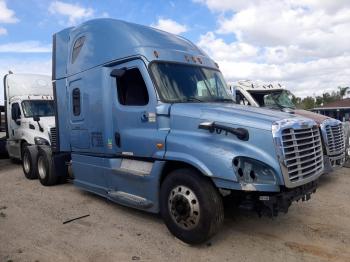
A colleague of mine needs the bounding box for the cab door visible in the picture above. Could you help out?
[7,102,22,158]
[110,59,166,158]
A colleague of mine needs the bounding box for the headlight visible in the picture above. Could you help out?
[34,137,50,145]
[233,156,276,184]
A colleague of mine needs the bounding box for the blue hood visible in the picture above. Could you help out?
[170,103,304,131]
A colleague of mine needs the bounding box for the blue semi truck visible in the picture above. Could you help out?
[23,19,323,244]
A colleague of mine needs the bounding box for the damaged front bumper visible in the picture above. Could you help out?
[323,154,345,173]
[256,180,318,216]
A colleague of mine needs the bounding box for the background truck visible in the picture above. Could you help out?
[3,72,55,178]
[0,105,7,156]
[24,18,322,244]
[231,80,346,173]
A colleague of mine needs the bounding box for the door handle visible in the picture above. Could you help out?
[141,111,148,122]
[115,132,121,147]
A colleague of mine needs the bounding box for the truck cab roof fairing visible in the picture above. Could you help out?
[53,18,215,80]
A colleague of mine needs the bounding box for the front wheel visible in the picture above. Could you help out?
[37,147,58,186]
[22,145,38,179]
[160,168,224,245]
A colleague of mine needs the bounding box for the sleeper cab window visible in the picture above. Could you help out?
[71,36,85,63]
[72,88,81,116]
[116,68,149,106]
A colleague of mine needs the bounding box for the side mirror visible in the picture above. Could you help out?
[33,115,44,132]
[11,108,18,121]
[110,68,127,78]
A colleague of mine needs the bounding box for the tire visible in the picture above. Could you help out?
[37,147,58,186]
[22,145,38,179]
[160,168,224,245]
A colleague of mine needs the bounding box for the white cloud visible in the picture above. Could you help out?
[0,41,51,53]
[195,0,350,97]
[193,0,259,12]
[198,32,258,61]
[0,0,19,23]
[49,1,94,25]
[0,58,52,104]
[0,27,7,35]
[151,18,188,35]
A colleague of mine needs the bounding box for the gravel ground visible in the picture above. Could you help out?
[0,158,350,262]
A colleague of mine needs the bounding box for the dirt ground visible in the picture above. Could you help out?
[0,158,350,262]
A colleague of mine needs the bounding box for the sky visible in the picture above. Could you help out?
[1,0,350,104]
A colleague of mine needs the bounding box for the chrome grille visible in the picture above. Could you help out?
[281,126,323,182]
[49,127,57,149]
[325,123,345,155]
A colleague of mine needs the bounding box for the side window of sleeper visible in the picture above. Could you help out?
[72,88,81,116]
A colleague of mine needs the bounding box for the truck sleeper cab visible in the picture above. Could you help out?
[28,19,322,244]
[3,73,56,179]
[231,80,346,173]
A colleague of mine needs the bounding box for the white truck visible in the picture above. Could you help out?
[0,105,6,156]
[3,72,55,178]
[230,80,346,172]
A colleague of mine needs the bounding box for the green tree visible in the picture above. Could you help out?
[338,86,349,98]
[315,96,323,107]
[301,96,315,110]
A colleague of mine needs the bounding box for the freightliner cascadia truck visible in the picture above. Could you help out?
[24,19,323,244]
[3,73,56,178]
[231,80,346,173]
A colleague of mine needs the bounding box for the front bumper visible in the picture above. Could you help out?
[323,154,345,173]
[256,180,318,216]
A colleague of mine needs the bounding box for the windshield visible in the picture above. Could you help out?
[21,100,55,118]
[250,90,295,109]
[150,62,233,103]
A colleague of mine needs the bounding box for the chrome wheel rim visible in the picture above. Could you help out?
[168,185,200,230]
[38,156,46,179]
[23,151,30,173]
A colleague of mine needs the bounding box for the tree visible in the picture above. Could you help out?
[338,86,350,99]
[301,96,315,110]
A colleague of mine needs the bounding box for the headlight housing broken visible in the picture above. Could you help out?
[233,156,277,184]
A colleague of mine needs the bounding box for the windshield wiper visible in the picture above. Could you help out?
[212,98,234,103]
[184,97,204,102]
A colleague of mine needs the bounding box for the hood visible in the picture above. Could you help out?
[170,103,306,131]
[294,109,329,125]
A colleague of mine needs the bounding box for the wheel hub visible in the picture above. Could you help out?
[38,156,46,179]
[23,152,30,173]
[168,185,200,230]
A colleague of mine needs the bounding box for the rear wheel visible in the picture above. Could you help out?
[160,168,224,245]
[37,147,58,186]
[22,145,38,179]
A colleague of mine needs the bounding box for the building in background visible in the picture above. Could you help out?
[313,99,350,122]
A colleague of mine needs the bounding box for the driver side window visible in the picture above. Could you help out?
[116,68,149,106]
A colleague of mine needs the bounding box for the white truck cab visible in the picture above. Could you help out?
[3,73,55,178]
